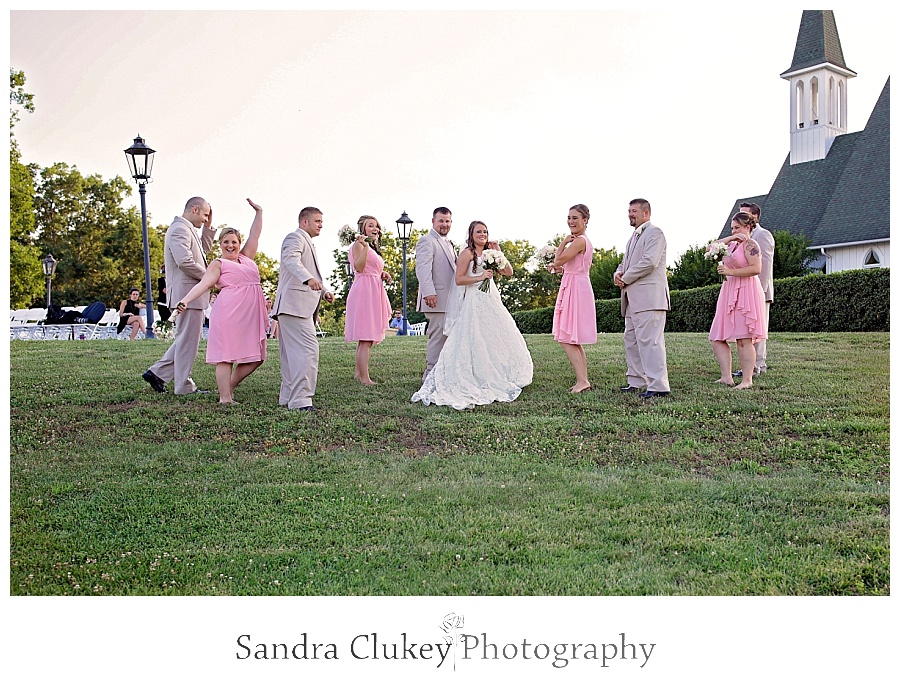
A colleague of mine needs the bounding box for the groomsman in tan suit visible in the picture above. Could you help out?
[142,197,215,395]
[414,207,457,379]
[614,198,671,399]
[735,202,774,378]
[272,207,334,411]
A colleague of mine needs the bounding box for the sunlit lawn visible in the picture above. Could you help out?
[9,332,889,595]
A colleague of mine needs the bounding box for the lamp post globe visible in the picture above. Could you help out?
[41,254,58,309]
[124,134,157,338]
[395,211,414,336]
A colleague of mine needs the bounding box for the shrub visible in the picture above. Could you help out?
[512,268,889,334]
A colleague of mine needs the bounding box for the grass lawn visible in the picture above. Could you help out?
[8,332,889,595]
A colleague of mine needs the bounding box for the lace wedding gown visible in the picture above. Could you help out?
[411,260,533,410]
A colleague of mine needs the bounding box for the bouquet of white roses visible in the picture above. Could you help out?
[536,243,557,271]
[338,224,358,247]
[152,318,175,341]
[704,241,729,262]
[478,249,509,292]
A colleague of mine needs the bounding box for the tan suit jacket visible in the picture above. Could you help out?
[616,223,670,316]
[415,229,457,313]
[752,225,775,302]
[163,216,216,309]
[272,228,327,320]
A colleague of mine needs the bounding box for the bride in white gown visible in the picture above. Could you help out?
[411,221,533,410]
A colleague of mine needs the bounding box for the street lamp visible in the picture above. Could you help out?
[344,259,354,288]
[41,254,58,309]
[395,211,414,336]
[124,134,157,338]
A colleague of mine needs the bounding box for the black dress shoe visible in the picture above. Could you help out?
[295,405,317,412]
[732,370,742,378]
[142,369,166,393]
[619,386,643,392]
[639,390,670,399]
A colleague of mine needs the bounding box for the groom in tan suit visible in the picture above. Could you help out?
[143,196,215,395]
[272,207,334,411]
[614,198,671,399]
[415,207,457,379]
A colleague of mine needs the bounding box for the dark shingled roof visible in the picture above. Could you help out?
[781,10,855,77]
[720,78,890,247]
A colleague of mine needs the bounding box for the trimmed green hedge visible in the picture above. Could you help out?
[512,268,889,334]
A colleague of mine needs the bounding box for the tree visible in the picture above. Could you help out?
[772,229,816,278]
[590,246,624,301]
[32,163,165,306]
[9,68,42,307]
[494,239,538,313]
[668,243,722,291]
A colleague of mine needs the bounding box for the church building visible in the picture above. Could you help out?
[720,10,890,273]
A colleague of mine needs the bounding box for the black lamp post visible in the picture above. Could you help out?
[41,254,58,309]
[395,211,414,335]
[124,134,156,338]
[344,259,354,288]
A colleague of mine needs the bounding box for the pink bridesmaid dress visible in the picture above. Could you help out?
[709,242,768,343]
[344,247,392,343]
[205,255,268,364]
[553,235,598,344]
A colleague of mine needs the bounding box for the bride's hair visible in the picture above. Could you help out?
[356,215,383,256]
[465,221,488,262]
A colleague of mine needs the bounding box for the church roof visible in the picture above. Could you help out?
[781,10,856,77]
[720,78,890,248]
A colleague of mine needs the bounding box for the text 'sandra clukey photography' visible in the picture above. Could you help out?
[235,613,656,671]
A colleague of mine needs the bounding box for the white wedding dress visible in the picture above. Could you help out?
[411,260,533,410]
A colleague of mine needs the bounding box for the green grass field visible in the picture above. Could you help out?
[9,332,889,595]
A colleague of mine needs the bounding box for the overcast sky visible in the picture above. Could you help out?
[8,7,892,288]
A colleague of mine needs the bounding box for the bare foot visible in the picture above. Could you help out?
[570,383,591,394]
[733,382,753,390]
[359,379,376,386]
[219,399,239,405]
[715,378,735,386]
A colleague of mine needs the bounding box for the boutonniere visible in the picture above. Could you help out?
[634,225,646,237]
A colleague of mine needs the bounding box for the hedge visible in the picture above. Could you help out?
[512,268,889,334]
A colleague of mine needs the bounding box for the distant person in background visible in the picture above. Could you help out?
[734,202,774,378]
[344,215,393,385]
[175,198,267,405]
[117,287,147,340]
[157,265,171,322]
[389,309,403,329]
[266,297,279,339]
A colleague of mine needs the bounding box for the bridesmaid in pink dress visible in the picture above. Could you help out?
[175,198,268,404]
[344,215,393,385]
[552,204,597,393]
[709,211,767,389]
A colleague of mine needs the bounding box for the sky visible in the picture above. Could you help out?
[3,6,895,685]
[7,7,892,290]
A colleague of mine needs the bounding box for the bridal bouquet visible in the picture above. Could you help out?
[479,249,509,292]
[704,241,729,262]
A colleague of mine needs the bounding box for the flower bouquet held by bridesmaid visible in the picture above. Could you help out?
[708,212,768,389]
[344,215,393,385]
[551,204,597,394]
[175,198,268,404]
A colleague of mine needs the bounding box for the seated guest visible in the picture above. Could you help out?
[389,309,403,329]
[117,288,147,340]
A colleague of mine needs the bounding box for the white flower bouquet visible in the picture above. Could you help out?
[536,243,557,271]
[338,224,358,247]
[152,318,175,340]
[704,241,729,262]
[478,249,509,292]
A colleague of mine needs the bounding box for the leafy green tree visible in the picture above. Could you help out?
[9,68,42,307]
[772,229,816,278]
[668,243,721,291]
[590,246,624,301]
[494,238,538,313]
[32,162,165,306]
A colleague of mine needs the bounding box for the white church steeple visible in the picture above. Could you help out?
[780,10,856,165]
